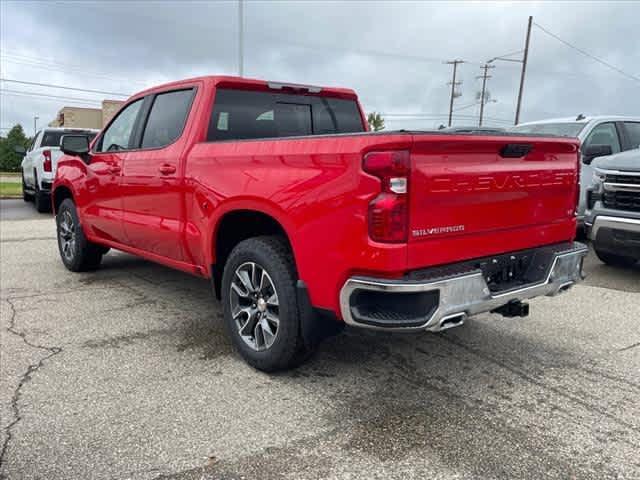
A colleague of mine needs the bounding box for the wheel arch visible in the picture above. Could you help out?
[210,208,296,299]
[52,184,74,214]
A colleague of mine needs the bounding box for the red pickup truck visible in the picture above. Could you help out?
[53,76,587,371]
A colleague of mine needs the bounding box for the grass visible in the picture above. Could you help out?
[0,180,22,198]
[0,171,21,177]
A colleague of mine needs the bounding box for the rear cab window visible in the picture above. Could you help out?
[41,130,97,148]
[207,88,364,141]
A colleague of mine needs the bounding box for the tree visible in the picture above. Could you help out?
[0,124,30,172]
[367,112,385,132]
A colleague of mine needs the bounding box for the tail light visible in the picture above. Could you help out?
[42,150,52,172]
[363,150,410,243]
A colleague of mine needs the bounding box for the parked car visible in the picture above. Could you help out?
[509,116,640,231]
[585,149,640,266]
[52,75,587,371]
[17,127,98,212]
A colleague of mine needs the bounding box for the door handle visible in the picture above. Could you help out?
[108,165,121,174]
[159,164,176,175]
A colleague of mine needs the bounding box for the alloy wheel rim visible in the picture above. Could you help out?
[229,261,280,351]
[59,211,76,262]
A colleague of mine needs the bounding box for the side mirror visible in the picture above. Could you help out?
[13,145,26,156]
[61,135,90,161]
[582,144,612,165]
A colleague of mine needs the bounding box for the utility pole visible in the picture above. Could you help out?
[445,60,464,127]
[238,0,244,76]
[33,116,39,136]
[515,16,532,125]
[477,64,494,126]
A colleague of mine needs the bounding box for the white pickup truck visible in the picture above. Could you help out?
[17,127,98,212]
[509,116,640,232]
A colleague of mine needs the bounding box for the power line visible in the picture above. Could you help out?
[453,102,481,112]
[0,78,130,97]
[0,54,148,86]
[0,88,104,105]
[533,22,640,83]
[0,93,102,108]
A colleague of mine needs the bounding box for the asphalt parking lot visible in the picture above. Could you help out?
[1,199,639,480]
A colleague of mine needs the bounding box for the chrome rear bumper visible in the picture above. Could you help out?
[339,242,588,332]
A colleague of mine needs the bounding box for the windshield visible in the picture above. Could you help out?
[508,122,586,138]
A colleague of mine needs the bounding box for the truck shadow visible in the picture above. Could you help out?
[86,252,637,478]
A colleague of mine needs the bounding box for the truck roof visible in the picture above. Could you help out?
[43,127,100,132]
[518,115,640,126]
[130,75,359,101]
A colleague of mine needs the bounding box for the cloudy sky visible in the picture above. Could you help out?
[1,0,638,135]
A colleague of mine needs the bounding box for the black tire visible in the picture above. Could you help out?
[33,172,51,213]
[221,236,311,372]
[56,198,104,272]
[594,248,636,267]
[21,172,33,202]
[34,190,51,213]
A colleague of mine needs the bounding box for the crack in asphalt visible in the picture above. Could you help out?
[0,299,63,477]
[619,342,640,352]
[440,333,640,437]
[0,236,57,243]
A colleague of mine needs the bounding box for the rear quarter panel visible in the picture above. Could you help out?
[185,133,412,312]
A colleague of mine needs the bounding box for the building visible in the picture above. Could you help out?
[49,99,124,129]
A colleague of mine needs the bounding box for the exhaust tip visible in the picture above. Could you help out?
[438,313,466,331]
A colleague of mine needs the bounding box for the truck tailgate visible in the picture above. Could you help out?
[407,134,580,268]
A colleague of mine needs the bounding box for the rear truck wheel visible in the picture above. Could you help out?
[594,248,636,267]
[56,198,104,272]
[221,236,311,372]
[33,173,51,213]
[21,172,33,202]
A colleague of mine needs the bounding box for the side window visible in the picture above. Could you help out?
[623,122,640,149]
[584,122,621,154]
[141,89,194,149]
[96,99,143,152]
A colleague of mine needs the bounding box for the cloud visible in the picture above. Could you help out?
[1,0,638,133]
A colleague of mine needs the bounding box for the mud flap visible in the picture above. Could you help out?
[297,280,345,349]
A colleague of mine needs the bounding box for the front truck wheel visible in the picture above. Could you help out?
[56,198,104,272]
[221,236,311,372]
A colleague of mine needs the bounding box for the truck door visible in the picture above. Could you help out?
[579,122,622,218]
[84,98,144,244]
[120,88,196,261]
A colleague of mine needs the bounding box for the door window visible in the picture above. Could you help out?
[96,99,143,152]
[583,122,621,154]
[141,89,194,149]
[623,122,640,149]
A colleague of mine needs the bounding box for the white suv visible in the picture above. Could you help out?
[509,116,640,231]
[18,127,98,212]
